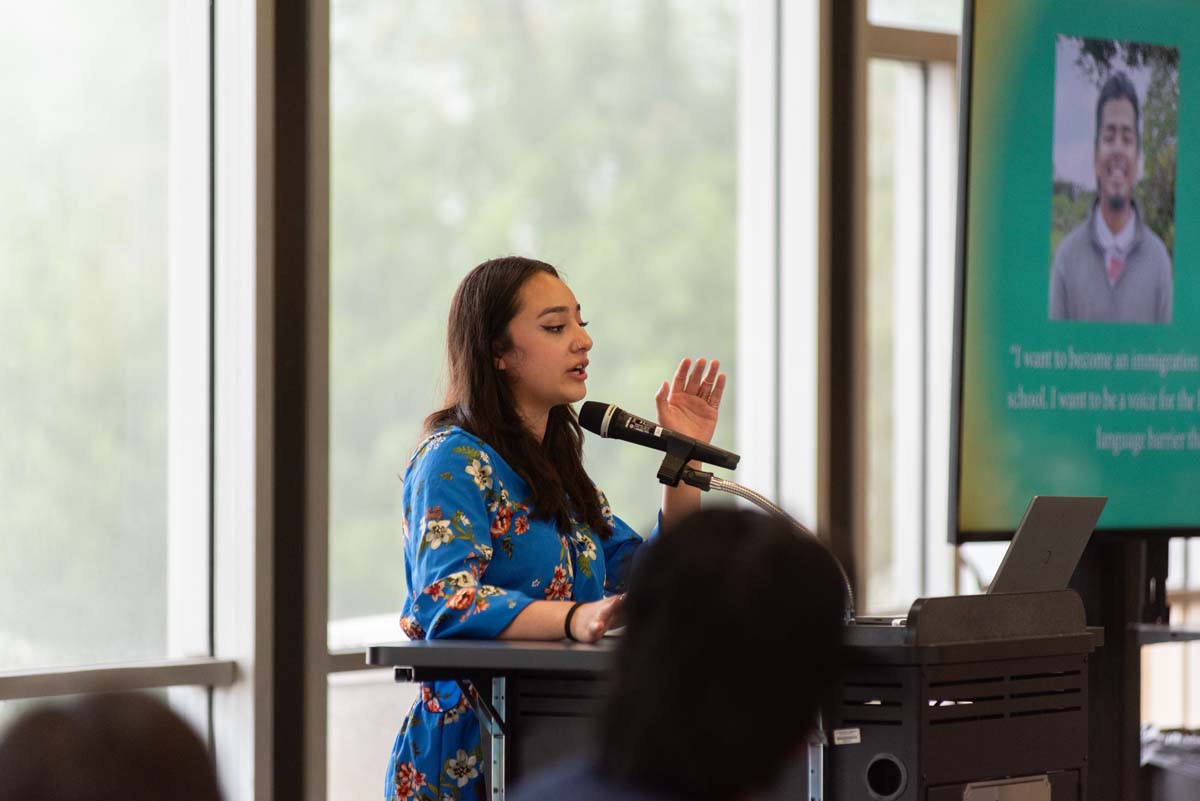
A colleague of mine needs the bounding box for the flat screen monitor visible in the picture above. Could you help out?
[952,0,1200,541]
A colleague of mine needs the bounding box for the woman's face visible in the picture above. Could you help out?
[497,272,593,425]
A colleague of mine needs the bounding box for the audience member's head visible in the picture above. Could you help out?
[0,692,223,801]
[599,508,847,801]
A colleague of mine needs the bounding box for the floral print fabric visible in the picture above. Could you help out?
[386,426,646,801]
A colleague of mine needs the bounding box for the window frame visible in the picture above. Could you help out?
[0,0,231,722]
[319,0,823,798]
[857,16,959,611]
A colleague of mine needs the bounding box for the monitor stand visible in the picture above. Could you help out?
[1069,535,1170,801]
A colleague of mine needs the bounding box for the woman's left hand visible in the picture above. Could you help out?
[654,357,726,445]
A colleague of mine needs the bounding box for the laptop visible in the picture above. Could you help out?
[988,495,1107,595]
[853,495,1106,625]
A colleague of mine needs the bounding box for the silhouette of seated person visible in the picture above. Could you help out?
[0,692,223,801]
[510,507,848,801]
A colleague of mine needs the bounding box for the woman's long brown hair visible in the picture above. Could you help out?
[425,256,611,537]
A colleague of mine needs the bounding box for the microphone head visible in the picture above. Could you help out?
[578,401,615,437]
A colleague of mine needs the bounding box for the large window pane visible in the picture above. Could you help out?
[0,2,207,671]
[864,57,958,612]
[329,0,740,634]
[864,59,914,613]
[1144,541,1200,728]
[868,0,962,33]
[328,671,414,801]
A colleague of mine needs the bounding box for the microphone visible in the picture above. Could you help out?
[578,401,740,470]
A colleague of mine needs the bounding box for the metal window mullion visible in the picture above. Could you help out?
[257,1,331,798]
[773,0,784,495]
[211,1,275,800]
[736,0,781,503]
[886,60,926,609]
[305,3,331,800]
[922,61,960,599]
[823,0,867,607]
[167,0,215,744]
[779,0,821,525]
[918,61,931,598]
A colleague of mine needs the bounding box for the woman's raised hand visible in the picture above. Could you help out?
[654,357,726,445]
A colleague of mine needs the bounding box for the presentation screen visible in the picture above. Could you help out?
[953,0,1200,540]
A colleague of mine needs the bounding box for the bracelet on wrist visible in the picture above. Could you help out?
[564,601,585,641]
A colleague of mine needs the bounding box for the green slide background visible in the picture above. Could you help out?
[959,0,1200,532]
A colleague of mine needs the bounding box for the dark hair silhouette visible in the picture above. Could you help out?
[599,508,846,801]
[1094,70,1141,151]
[426,256,609,537]
[0,692,223,801]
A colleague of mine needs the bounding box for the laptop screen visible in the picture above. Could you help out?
[988,496,1107,595]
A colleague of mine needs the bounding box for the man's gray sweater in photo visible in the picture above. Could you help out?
[1049,203,1173,323]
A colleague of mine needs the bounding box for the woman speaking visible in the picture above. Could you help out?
[386,256,726,801]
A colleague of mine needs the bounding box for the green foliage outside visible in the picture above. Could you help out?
[1049,189,1096,264]
[1051,38,1177,269]
[0,1,740,663]
[1138,55,1178,259]
[329,1,738,620]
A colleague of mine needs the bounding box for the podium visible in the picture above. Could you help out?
[368,590,1102,800]
[830,590,1103,801]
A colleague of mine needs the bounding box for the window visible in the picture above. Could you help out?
[0,0,221,758]
[328,0,741,637]
[868,0,963,33]
[1143,540,1200,728]
[863,50,959,612]
[326,3,815,798]
[0,1,212,666]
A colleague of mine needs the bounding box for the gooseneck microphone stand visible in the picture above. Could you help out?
[655,441,856,801]
[654,439,857,621]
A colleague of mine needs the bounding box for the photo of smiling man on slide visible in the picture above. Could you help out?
[1049,36,1177,324]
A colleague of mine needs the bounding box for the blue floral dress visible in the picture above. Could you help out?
[386,426,649,801]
